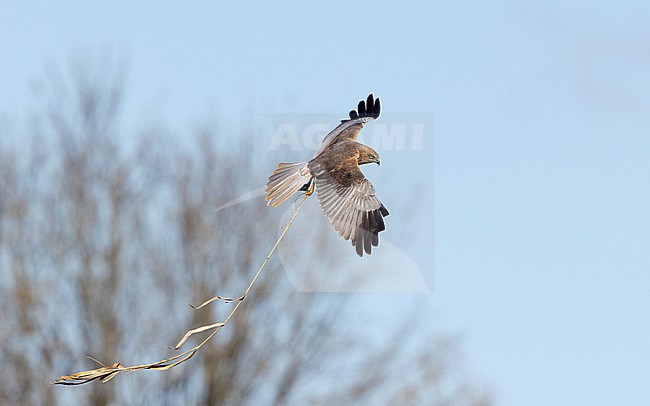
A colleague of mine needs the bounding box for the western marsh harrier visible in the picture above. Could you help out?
[265,94,389,256]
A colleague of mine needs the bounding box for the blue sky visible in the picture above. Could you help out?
[3,1,650,404]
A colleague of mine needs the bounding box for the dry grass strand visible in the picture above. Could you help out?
[52,194,309,385]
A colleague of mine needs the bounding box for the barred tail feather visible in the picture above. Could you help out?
[265,162,312,207]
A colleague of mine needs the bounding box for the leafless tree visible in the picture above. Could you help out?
[0,60,492,405]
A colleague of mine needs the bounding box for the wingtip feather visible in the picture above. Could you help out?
[342,94,381,123]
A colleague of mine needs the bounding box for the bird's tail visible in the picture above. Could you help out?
[265,162,312,207]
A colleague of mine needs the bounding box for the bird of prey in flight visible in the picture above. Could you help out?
[265,94,389,256]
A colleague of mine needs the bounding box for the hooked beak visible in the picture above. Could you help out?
[376,160,380,166]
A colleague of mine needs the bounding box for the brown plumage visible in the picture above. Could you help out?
[265,94,389,256]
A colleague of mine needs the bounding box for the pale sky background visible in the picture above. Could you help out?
[3,1,650,405]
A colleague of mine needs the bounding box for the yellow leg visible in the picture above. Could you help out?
[305,181,315,196]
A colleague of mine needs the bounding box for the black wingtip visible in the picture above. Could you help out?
[354,239,363,256]
[366,94,374,114]
[341,93,381,123]
[351,206,390,257]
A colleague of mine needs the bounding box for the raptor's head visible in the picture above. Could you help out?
[358,145,381,166]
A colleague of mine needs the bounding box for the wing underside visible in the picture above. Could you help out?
[311,161,389,256]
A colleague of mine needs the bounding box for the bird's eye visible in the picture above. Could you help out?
[369,154,375,160]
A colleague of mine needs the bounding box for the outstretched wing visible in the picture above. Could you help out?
[314,94,381,157]
[309,158,389,256]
